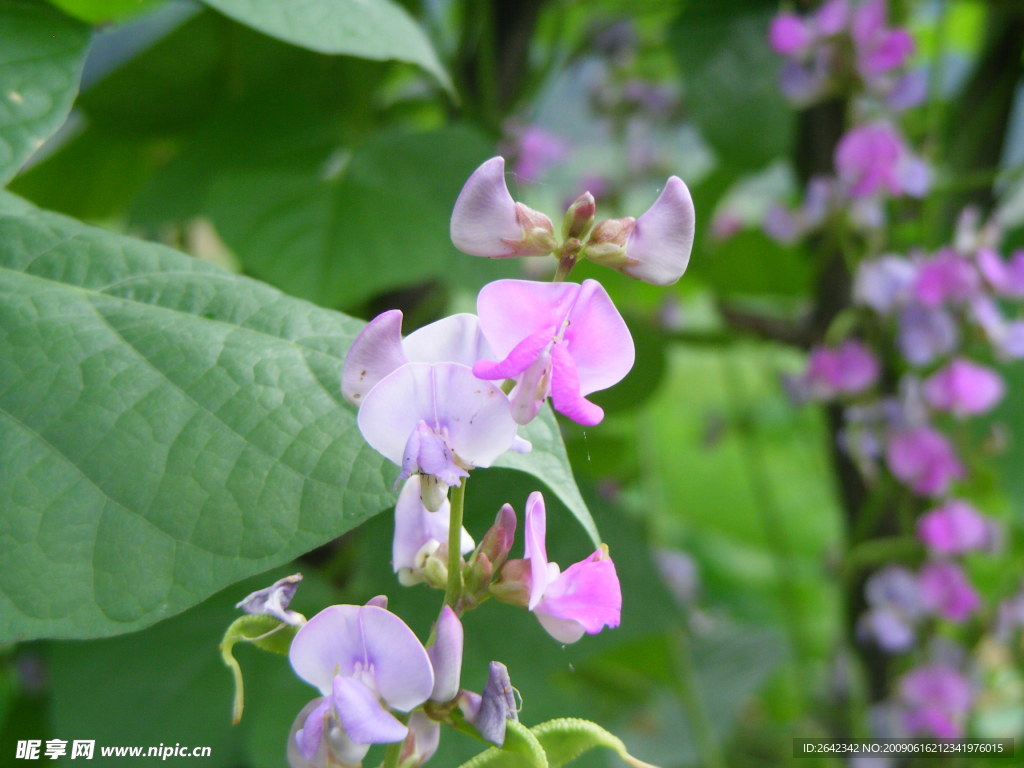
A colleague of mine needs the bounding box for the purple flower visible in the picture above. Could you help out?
[917,500,992,556]
[769,13,812,56]
[885,69,928,111]
[358,362,519,493]
[859,566,922,653]
[427,606,464,704]
[522,492,622,643]
[897,304,959,367]
[855,255,917,314]
[450,157,556,258]
[977,248,1024,297]
[835,124,928,199]
[898,665,972,739]
[885,426,964,496]
[235,574,304,626]
[805,340,880,398]
[778,52,834,105]
[473,280,634,426]
[913,251,981,307]
[288,604,434,765]
[586,177,695,286]
[858,608,915,653]
[970,296,1024,359]
[342,311,492,406]
[398,712,440,768]
[923,358,1004,416]
[393,477,475,586]
[919,562,980,622]
[512,125,568,183]
[851,0,914,78]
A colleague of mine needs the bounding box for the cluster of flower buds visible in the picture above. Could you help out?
[236,155,694,767]
[451,156,694,286]
[769,0,922,109]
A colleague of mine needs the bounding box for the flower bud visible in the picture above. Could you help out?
[235,574,305,626]
[562,191,596,240]
[427,606,464,703]
[489,559,531,607]
[458,662,517,746]
[477,503,517,573]
[583,217,634,269]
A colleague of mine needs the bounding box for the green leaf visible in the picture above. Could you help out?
[533,718,658,768]
[0,1,90,184]
[204,126,511,309]
[220,614,298,724]
[48,0,164,24]
[201,0,452,92]
[669,1,792,171]
[0,192,589,641]
[458,720,550,768]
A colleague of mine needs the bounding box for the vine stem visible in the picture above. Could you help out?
[444,480,468,611]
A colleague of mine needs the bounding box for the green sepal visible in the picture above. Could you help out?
[457,720,549,768]
[219,614,300,724]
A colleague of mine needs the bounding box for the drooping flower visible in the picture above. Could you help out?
[835,123,929,199]
[288,603,434,767]
[512,491,622,643]
[804,340,880,399]
[450,157,556,258]
[918,561,980,622]
[898,665,973,739]
[235,574,305,626]
[585,177,695,286]
[393,477,475,587]
[473,279,634,426]
[358,362,519,498]
[923,358,1004,416]
[917,500,992,556]
[885,426,964,496]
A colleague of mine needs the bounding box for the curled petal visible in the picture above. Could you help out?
[550,343,604,426]
[534,550,622,643]
[523,491,549,610]
[450,157,524,258]
[342,310,408,406]
[621,176,695,285]
[400,421,468,487]
[295,698,331,762]
[332,676,408,745]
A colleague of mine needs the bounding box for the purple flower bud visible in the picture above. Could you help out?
[459,661,518,746]
[478,503,517,573]
[917,500,992,555]
[769,13,812,56]
[804,340,880,399]
[450,157,555,258]
[918,562,979,622]
[885,426,964,497]
[898,665,972,739]
[923,358,1004,416]
[778,56,832,106]
[427,606,463,703]
[235,574,304,626]
[398,712,440,768]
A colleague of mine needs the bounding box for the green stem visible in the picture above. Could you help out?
[444,480,468,610]
[672,626,726,768]
[380,729,405,768]
[553,253,575,282]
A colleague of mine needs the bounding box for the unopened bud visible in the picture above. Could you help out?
[583,217,634,268]
[490,558,531,607]
[463,551,494,602]
[562,192,596,239]
[478,503,517,572]
[513,203,558,256]
[427,606,464,703]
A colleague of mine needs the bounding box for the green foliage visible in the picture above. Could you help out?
[669,1,792,172]
[0,192,596,641]
[48,0,163,24]
[200,0,453,92]
[0,1,89,184]
[220,614,298,724]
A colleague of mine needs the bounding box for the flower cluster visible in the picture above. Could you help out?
[256,156,694,766]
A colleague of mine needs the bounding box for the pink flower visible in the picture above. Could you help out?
[586,177,695,286]
[918,562,980,622]
[522,492,621,643]
[885,426,964,496]
[450,157,556,258]
[899,665,972,739]
[835,124,929,199]
[769,13,812,56]
[913,250,981,307]
[923,358,1004,416]
[851,0,914,77]
[473,279,634,426]
[917,500,992,556]
[805,340,880,398]
[512,126,567,183]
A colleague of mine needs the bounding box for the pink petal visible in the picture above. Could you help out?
[814,0,849,35]
[473,330,552,381]
[917,500,991,555]
[622,177,695,286]
[534,551,621,642]
[769,14,811,56]
[550,343,604,426]
[332,676,408,745]
[341,310,408,406]
[450,157,523,258]
[923,358,1004,416]
[476,280,578,359]
[523,491,549,610]
[506,345,552,426]
[561,280,635,395]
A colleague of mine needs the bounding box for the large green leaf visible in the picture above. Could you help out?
[0,1,90,184]
[201,0,452,91]
[48,0,164,24]
[0,193,591,641]
[204,126,513,309]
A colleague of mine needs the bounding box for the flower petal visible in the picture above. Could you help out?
[550,342,604,425]
[476,280,579,360]
[450,157,523,258]
[341,310,408,406]
[562,280,635,396]
[622,176,695,286]
[523,491,549,611]
[393,476,452,572]
[403,313,493,367]
[332,676,408,746]
[427,606,464,703]
[534,550,621,640]
[358,606,434,711]
[473,330,552,382]
[294,697,331,761]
